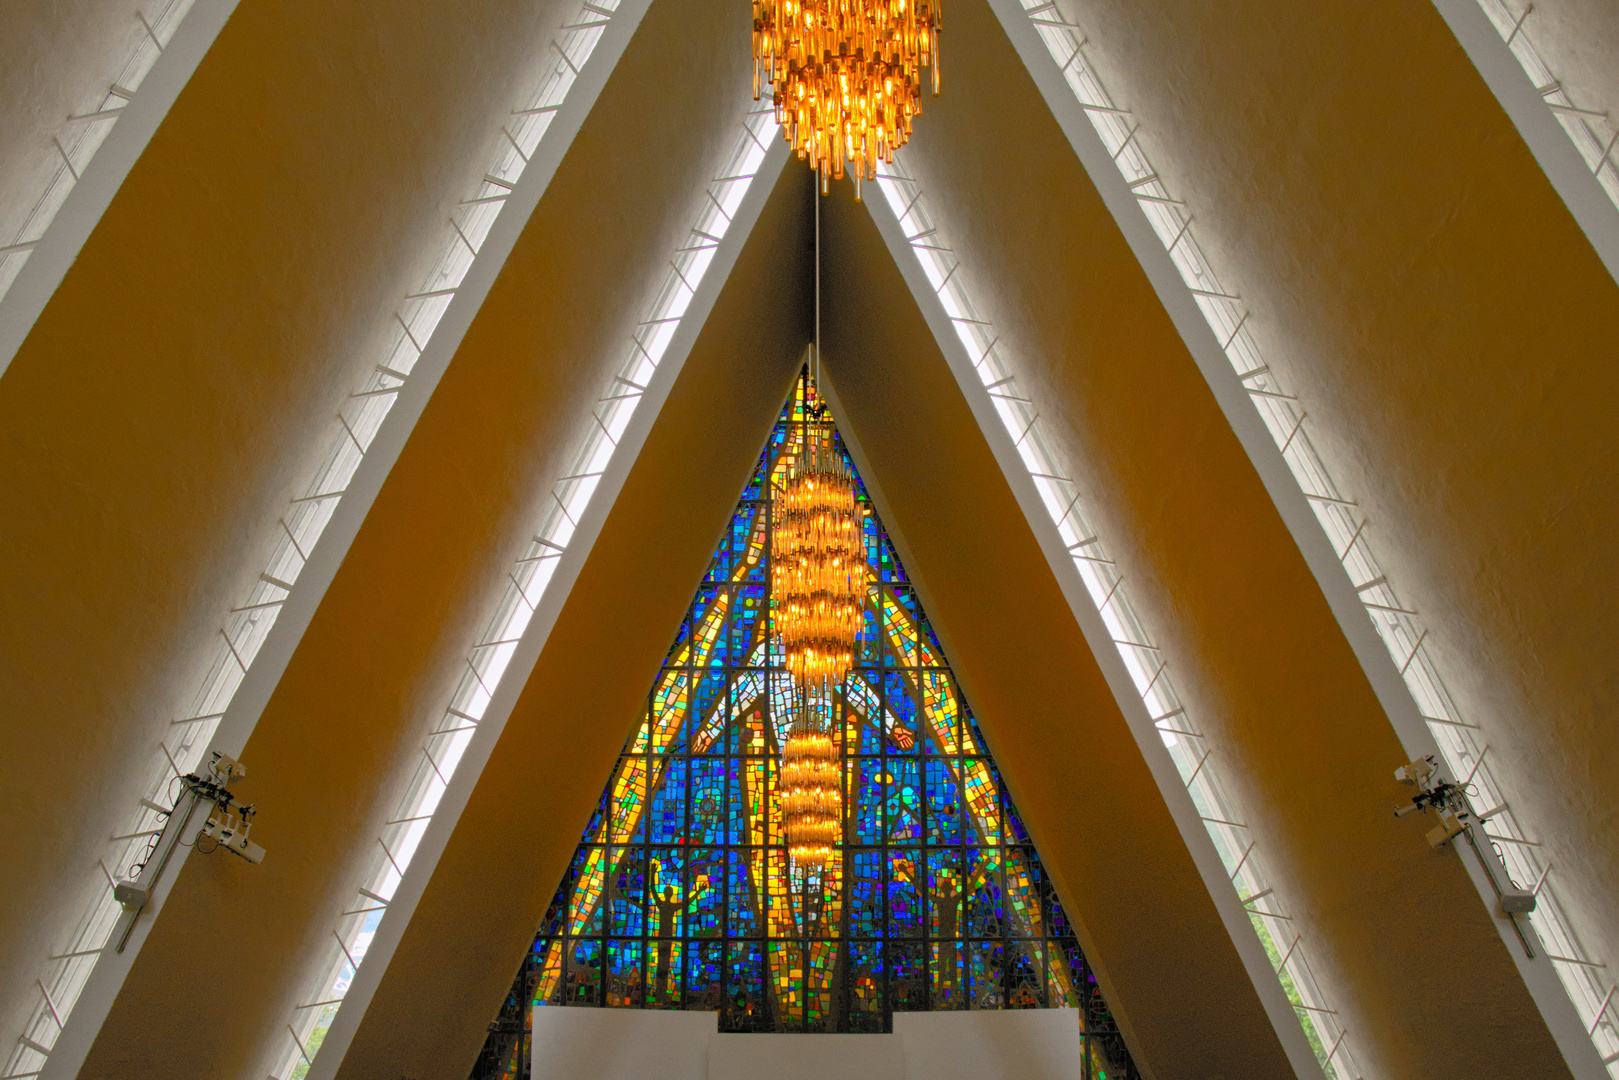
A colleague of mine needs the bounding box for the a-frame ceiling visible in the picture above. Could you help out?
[890,2,1568,1075]
[816,184,1296,1080]
[3,0,1619,1078]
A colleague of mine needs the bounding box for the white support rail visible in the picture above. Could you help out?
[866,155,1354,1078]
[7,6,630,1078]
[996,0,1617,1075]
[278,101,784,1080]
[0,0,198,309]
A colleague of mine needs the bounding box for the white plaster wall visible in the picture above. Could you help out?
[531,1008,716,1080]
[527,1008,1087,1080]
[896,1009,1085,1080]
[710,1033,906,1080]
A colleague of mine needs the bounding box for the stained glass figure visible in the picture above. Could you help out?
[470,371,1135,1079]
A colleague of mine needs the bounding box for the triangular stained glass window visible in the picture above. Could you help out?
[473,371,1133,1075]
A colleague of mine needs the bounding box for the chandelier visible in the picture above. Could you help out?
[772,421,863,868]
[752,0,941,195]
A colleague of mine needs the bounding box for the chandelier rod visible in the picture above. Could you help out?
[814,178,820,398]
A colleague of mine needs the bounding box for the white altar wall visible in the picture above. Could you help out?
[527,1006,1086,1080]
[530,1007,716,1080]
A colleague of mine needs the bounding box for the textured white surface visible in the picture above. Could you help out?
[532,1008,716,1080]
[897,1009,1084,1080]
[709,1032,906,1080]
[528,1007,1085,1080]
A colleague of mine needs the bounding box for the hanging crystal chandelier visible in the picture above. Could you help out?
[752,0,941,196]
[772,421,863,868]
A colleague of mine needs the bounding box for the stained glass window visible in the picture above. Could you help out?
[473,371,1134,1078]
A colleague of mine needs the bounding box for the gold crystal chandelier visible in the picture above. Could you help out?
[752,0,942,195]
[772,420,863,868]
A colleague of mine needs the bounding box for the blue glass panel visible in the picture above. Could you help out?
[877,523,903,583]
[687,848,725,938]
[647,758,686,843]
[727,849,761,938]
[488,371,1125,1057]
[925,759,961,843]
[690,757,727,844]
[728,583,766,664]
[885,759,922,843]
[849,674,884,753]
[707,530,732,582]
[852,757,884,843]
[847,848,883,936]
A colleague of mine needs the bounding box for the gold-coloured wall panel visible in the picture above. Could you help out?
[820,184,1297,1080]
[894,1,1575,1075]
[0,0,575,1055]
[1064,0,1619,1045]
[71,0,756,1074]
[328,162,812,1080]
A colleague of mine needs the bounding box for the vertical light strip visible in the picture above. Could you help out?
[1003,1,1618,1075]
[869,158,1356,1079]
[1471,0,1619,211]
[4,9,626,1080]
[0,0,199,308]
[275,102,782,1080]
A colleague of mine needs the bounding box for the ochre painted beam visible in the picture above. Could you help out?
[896,1,1573,1075]
[819,184,1297,1080]
[1055,0,1619,1058]
[0,0,582,1056]
[328,163,813,1080]
[72,0,763,1075]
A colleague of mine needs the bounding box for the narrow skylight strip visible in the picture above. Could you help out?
[0,0,199,308]
[270,102,781,1080]
[1473,0,1619,211]
[0,9,622,1080]
[871,158,1361,1079]
[1010,2,1619,1073]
